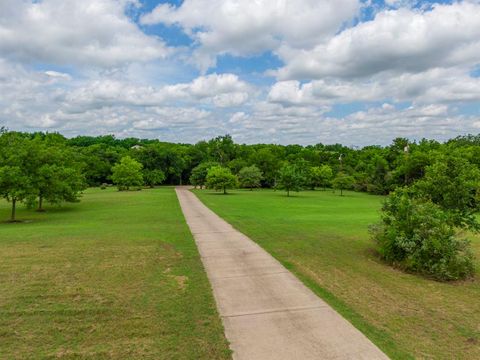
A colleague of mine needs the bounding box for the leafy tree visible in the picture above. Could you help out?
[277,164,305,197]
[34,164,86,211]
[190,162,217,189]
[309,165,333,190]
[111,156,143,191]
[79,144,126,186]
[332,172,355,196]
[0,133,35,221]
[206,166,238,194]
[208,135,236,165]
[250,147,281,187]
[143,169,166,188]
[0,166,33,221]
[371,188,475,281]
[29,140,86,211]
[238,165,263,190]
[413,154,480,230]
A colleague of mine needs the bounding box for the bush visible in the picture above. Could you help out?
[371,189,475,281]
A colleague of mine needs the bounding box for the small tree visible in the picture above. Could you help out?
[277,164,305,197]
[190,162,217,189]
[30,142,86,211]
[111,156,143,191]
[0,166,33,221]
[143,169,166,188]
[309,165,333,190]
[0,133,35,221]
[238,165,263,190]
[332,172,354,196]
[34,164,86,211]
[206,166,238,194]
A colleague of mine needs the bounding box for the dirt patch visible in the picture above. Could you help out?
[173,275,188,291]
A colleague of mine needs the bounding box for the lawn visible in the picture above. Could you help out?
[195,188,480,360]
[0,187,230,359]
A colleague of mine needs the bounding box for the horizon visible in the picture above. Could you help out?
[1,0,480,146]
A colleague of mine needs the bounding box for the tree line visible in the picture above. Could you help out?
[2,130,480,203]
[1,129,479,280]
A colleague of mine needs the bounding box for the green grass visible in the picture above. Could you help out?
[0,187,230,359]
[194,189,480,360]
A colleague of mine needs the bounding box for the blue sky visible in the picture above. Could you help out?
[0,0,479,145]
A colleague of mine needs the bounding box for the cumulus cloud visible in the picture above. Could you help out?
[0,0,170,67]
[141,0,359,71]
[276,2,480,80]
[228,102,480,145]
[268,68,480,106]
[63,73,251,110]
[1,0,479,145]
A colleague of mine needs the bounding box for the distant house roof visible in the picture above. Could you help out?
[131,145,143,150]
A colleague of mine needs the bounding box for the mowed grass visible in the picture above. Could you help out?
[195,189,480,360]
[0,187,230,359]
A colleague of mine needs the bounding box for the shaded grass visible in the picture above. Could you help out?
[194,188,480,359]
[0,187,230,359]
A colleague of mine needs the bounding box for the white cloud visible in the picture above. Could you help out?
[0,0,170,68]
[1,1,479,146]
[228,102,480,145]
[63,73,250,110]
[268,68,480,106]
[141,0,359,71]
[276,2,480,80]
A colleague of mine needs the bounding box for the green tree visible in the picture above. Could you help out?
[310,165,333,190]
[111,156,143,191]
[413,154,480,230]
[206,166,238,194]
[332,172,354,196]
[143,169,166,188]
[0,133,35,221]
[190,162,217,189]
[277,164,305,197]
[30,140,86,211]
[34,164,86,211]
[238,165,263,190]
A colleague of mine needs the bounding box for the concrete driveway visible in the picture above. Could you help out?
[176,187,389,360]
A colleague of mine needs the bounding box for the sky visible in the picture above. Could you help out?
[0,0,479,146]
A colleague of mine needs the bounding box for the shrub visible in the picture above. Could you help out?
[371,188,475,281]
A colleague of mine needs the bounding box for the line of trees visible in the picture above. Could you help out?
[3,131,480,198]
[2,131,480,212]
[1,130,479,280]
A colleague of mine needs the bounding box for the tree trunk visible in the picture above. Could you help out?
[287,189,290,197]
[223,186,227,195]
[340,188,343,196]
[11,198,16,221]
[38,195,44,212]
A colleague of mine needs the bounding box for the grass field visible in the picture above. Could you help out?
[195,189,480,360]
[0,187,230,359]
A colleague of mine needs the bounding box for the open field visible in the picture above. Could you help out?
[0,187,230,359]
[195,189,480,360]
